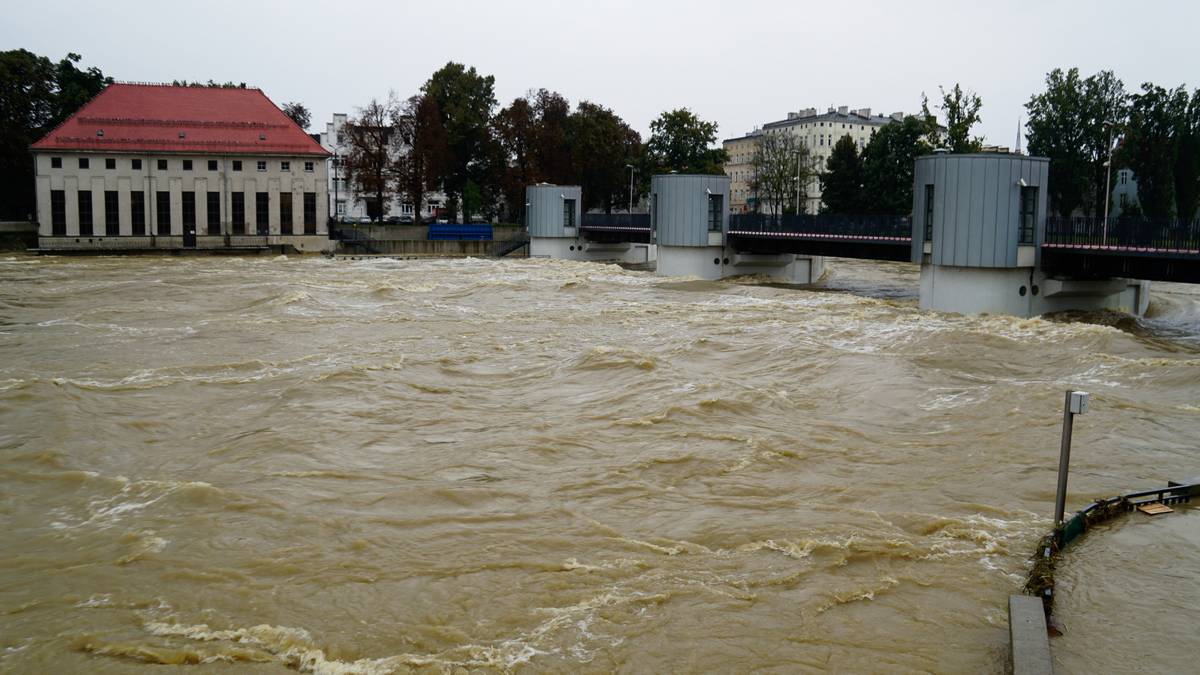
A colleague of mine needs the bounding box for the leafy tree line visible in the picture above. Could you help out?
[1025,68,1199,220]
[341,62,728,222]
[0,50,111,220]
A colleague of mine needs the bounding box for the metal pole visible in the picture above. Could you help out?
[627,164,634,215]
[1054,390,1089,525]
[1102,125,1113,246]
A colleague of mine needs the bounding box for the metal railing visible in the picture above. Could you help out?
[729,213,912,240]
[1044,216,1200,253]
[580,213,651,229]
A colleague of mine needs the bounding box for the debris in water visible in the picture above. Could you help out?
[1136,503,1174,515]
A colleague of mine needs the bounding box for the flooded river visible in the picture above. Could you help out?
[1,254,1197,673]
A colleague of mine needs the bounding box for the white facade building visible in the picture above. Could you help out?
[31,83,332,252]
[725,106,905,214]
[318,113,447,223]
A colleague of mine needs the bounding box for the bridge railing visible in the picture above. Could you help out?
[729,213,911,239]
[1044,216,1200,253]
[581,213,651,229]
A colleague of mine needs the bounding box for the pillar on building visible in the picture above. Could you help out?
[912,152,1148,317]
[653,174,822,282]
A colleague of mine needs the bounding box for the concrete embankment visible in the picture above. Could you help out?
[0,221,38,250]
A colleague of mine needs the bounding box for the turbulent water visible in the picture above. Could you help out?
[1,254,1197,673]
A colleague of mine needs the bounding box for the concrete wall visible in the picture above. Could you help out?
[912,154,1049,267]
[526,185,582,238]
[650,174,730,247]
[34,151,329,240]
[920,264,1150,316]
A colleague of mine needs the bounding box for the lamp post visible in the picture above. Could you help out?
[1101,122,1115,247]
[331,154,340,226]
[626,164,635,215]
[1054,391,1090,526]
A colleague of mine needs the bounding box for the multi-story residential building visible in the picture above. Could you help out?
[30,83,332,252]
[318,113,446,222]
[723,129,761,213]
[724,106,905,214]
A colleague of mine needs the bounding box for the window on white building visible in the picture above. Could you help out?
[281,161,290,172]
[304,161,314,172]
[257,161,267,171]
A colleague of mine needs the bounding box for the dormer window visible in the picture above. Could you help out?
[179,131,186,138]
[96,129,104,137]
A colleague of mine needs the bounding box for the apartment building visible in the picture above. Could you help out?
[725,106,904,214]
[30,83,331,252]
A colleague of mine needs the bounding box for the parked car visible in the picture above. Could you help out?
[384,216,402,224]
[357,216,372,224]
[398,215,415,224]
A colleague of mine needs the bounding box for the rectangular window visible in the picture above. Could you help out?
[256,192,269,234]
[563,199,576,228]
[156,191,171,235]
[232,193,245,235]
[208,159,218,171]
[183,160,193,171]
[132,158,142,170]
[157,159,168,171]
[280,192,293,235]
[182,191,196,234]
[303,192,317,234]
[707,193,723,232]
[51,157,62,169]
[232,160,242,172]
[78,190,93,236]
[105,158,116,170]
[924,184,935,241]
[1019,186,1038,245]
[131,191,146,235]
[304,161,314,172]
[280,161,290,172]
[207,192,220,234]
[256,161,267,172]
[79,157,90,169]
[104,190,119,235]
[51,190,66,235]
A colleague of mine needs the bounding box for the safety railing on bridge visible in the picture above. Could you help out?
[580,213,651,230]
[1044,216,1200,254]
[728,213,912,240]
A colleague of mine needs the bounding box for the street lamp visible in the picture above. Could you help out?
[626,164,635,215]
[1102,121,1115,247]
[331,153,341,225]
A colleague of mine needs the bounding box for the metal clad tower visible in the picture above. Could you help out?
[911,153,1147,316]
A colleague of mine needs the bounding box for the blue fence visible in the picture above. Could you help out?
[428,223,493,241]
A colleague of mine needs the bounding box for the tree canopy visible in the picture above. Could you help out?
[281,101,311,131]
[645,108,727,176]
[820,135,865,214]
[0,49,110,220]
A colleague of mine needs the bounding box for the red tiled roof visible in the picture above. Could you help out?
[31,83,330,157]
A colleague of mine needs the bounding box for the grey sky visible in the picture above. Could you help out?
[6,0,1199,148]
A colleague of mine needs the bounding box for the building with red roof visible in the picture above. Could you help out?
[32,83,332,252]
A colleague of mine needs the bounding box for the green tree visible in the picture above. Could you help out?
[422,62,497,221]
[1081,71,1128,216]
[860,116,933,214]
[820,135,865,213]
[280,101,311,131]
[645,108,727,176]
[1120,83,1189,219]
[925,84,983,153]
[1175,89,1200,220]
[1025,68,1092,217]
[395,93,450,223]
[529,89,572,184]
[566,101,642,213]
[0,50,110,220]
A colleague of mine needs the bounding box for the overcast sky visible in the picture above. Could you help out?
[6,0,1198,148]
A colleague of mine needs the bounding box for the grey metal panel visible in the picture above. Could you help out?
[938,156,958,265]
[981,158,999,267]
[1034,160,1049,265]
[525,184,581,237]
[1003,160,1020,266]
[910,157,930,262]
[651,174,729,247]
[954,158,972,265]
[966,158,985,266]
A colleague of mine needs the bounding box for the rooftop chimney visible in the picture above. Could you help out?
[837,105,849,115]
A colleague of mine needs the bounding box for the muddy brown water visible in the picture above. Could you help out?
[1,254,1197,673]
